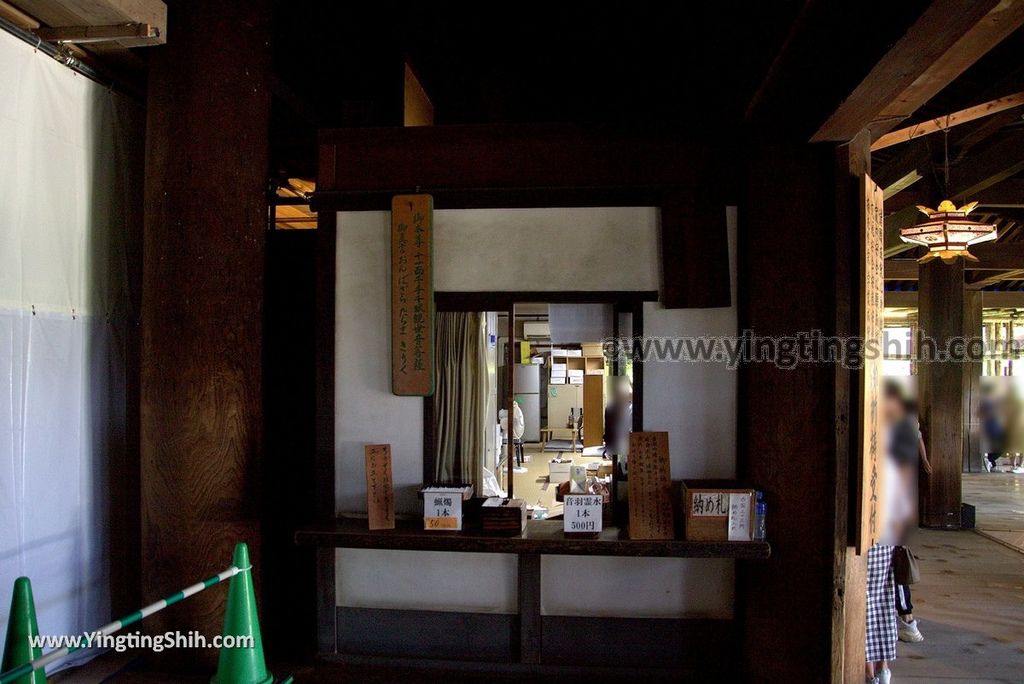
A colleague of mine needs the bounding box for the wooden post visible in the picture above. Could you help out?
[738,143,851,682]
[140,0,271,666]
[963,291,983,472]
[918,258,965,528]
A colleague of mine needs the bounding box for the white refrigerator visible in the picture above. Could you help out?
[512,363,541,443]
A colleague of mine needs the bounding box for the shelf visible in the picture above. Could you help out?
[295,517,771,560]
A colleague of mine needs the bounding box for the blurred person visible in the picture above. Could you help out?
[866,381,925,682]
[604,376,632,473]
[1000,383,1024,474]
[882,381,929,644]
[978,382,1006,473]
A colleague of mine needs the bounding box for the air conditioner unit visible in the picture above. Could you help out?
[523,322,550,339]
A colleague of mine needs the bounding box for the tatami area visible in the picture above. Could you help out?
[510,444,606,518]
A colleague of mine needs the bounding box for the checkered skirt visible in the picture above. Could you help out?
[865,543,898,662]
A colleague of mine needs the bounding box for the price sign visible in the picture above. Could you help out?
[564,494,603,534]
[727,492,752,541]
[424,491,462,531]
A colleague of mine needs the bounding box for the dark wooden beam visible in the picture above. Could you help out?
[886,290,1024,307]
[886,244,1024,279]
[813,0,1024,142]
[317,124,732,308]
[871,91,1024,151]
[952,130,1024,201]
[974,178,1024,207]
[966,268,1024,290]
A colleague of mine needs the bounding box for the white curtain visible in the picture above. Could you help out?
[0,28,142,670]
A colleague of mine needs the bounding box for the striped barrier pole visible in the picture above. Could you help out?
[0,565,247,684]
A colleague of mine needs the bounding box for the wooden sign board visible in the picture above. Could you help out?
[681,483,754,541]
[391,194,434,396]
[627,432,674,540]
[856,174,885,553]
[364,444,395,530]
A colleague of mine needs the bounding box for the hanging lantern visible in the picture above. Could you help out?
[900,200,997,263]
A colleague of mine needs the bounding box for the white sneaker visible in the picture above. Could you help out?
[1013,467,1024,474]
[898,618,924,642]
[878,667,892,684]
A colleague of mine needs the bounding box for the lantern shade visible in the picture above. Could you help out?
[899,200,997,263]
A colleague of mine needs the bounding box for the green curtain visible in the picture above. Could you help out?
[434,312,487,489]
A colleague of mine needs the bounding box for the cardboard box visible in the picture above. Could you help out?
[549,460,571,484]
[681,481,755,541]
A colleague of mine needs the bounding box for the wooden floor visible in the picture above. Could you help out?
[894,528,1024,683]
[963,471,1024,552]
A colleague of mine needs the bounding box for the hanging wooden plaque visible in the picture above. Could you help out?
[391,194,434,395]
[627,431,674,540]
[364,444,395,530]
[856,174,885,553]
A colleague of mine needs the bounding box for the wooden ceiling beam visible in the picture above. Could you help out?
[10,0,166,46]
[973,178,1024,208]
[812,0,1024,143]
[886,243,1024,280]
[871,91,1024,151]
[886,291,1024,307]
[951,129,1024,201]
[0,0,39,28]
[966,268,1024,290]
[34,21,155,43]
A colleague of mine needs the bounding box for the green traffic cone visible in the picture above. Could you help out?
[211,544,272,684]
[1,577,46,684]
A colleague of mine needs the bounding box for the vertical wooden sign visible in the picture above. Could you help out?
[365,444,395,530]
[391,194,434,395]
[627,431,674,540]
[857,174,885,553]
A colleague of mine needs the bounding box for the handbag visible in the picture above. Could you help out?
[892,545,920,585]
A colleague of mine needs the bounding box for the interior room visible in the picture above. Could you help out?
[1,2,1023,683]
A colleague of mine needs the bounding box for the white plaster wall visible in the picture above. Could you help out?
[337,549,518,613]
[433,207,660,291]
[335,207,738,617]
[541,207,738,617]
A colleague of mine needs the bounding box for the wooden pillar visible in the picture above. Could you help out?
[963,290,983,472]
[738,142,851,683]
[836,131,870,684]
[917,259,965,528]
[141,0,271,666]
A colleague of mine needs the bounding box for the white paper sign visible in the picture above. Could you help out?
[564,494,603,534]
[691,492,729,517]
[424,491,463,531]
[727,492,752,541]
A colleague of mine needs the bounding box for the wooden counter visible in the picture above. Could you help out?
[295,516,771,559]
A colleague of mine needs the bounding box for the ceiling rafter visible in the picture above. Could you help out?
[812,0,1024,142]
